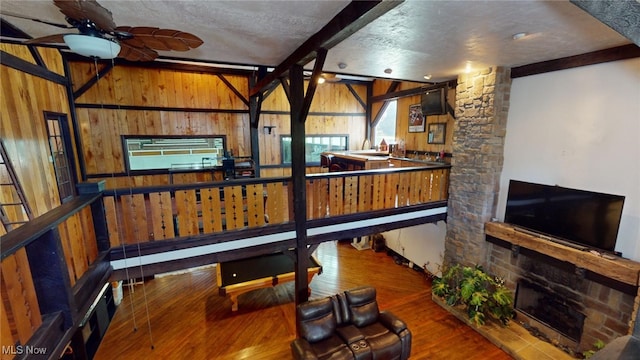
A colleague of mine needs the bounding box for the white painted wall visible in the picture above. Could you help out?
[382,220,447,276]
[497,58,640,261]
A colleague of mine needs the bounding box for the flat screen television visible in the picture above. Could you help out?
[421,87,446,116]
[504,180,625,254]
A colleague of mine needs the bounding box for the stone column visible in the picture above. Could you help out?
[444,67,511,266]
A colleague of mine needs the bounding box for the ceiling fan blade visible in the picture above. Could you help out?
[114,26,145,48]
[127,27,171,51]
[118,42,158,62]
[119,26,203,52]
[24,33,66,44]
[54,0,116,32]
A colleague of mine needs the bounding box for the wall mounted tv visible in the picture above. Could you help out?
[504,180,625,254]
[421,87,447,116]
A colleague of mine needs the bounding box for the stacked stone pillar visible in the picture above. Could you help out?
[444,67,511,267]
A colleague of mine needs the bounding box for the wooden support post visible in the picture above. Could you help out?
[290,64,309,317]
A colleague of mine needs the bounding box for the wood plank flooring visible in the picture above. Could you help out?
[95,241,513,359]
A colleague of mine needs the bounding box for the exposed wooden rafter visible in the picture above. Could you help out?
[345,83,366,111]
[0,50,67,85]
[217,74,249,106]
[511,44,640,78]
[249,0,403,97]
[72,62,114,100]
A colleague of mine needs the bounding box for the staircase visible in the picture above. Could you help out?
[0,140,33,232]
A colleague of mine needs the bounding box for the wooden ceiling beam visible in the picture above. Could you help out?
[249,0,403,97]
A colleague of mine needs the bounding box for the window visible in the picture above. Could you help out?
[373,100,397,147]
[122,135,227,172]
[281,135,348,165]
[44,112,76,203]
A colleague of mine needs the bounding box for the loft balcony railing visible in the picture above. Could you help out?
[103,165,449,243]
[101,164,449,278]
[0,164,449,359]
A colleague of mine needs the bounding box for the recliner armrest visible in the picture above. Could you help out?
[291,338,320,360]
[379,310,407,334]
[336,325,364,344]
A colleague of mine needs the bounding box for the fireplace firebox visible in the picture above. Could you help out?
[515,279,586,343]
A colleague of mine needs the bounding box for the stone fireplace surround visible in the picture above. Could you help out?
[485,222,640,354]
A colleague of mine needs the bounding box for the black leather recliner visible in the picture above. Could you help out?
[291,296,355,360]
[339,286,411,360]
[291,286,411,360]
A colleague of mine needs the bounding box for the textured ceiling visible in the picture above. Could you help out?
[0,0,634,83]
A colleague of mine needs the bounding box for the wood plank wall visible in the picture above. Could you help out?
[371,79,455,155]
[0,44,71,221]
[259,82,368,178]
[68,62,368,186]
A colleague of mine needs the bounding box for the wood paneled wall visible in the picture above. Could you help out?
[0,44,71,219]
[371,79,455,154]
[69,62,368,187]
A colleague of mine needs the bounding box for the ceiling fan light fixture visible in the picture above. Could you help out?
[63,34,121,59]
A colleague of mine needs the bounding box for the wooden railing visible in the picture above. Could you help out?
[0,195,109,360]
[102,165,450,246]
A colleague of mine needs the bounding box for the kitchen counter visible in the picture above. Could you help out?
[323,151,449,171]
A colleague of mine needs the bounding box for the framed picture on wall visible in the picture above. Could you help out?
[408,104,425,133]
[428,123,446,144]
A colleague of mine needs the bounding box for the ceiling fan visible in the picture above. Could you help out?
[2,0,203,61]
[304,71,343,84]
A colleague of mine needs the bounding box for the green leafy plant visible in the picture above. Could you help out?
[432,264,514,326]
[582,339,605,359]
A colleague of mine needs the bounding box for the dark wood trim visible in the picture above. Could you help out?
[280,77,292,103]
[250,1,402,96]
[74,103,248,113]
[110,223,296,260]
[108,202,447,278]
[365,82,373,139]
[65,52,255,76]
[511,44,640,78]
[27,45,46,68]
[22,312,68,360]
[0,50,68,85]
[308,212,447,245]
[289,64,310,312]
[43,111,81,199]
[25,230,76,327]
[217,73,249,106]
[345,83,367,111]
[261,110,365,117]
[0,194,101,260]
[301,48,327,122]
[370,82,449,103]
[71,255,113,321]
[73,62,114,100]
[110,239,296,280]
[250,68,265,174]
[387,80,401,94]
[62,57,89,182]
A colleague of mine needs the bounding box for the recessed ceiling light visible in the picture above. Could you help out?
[338,62,347,69]
[512,32,528,40]
[384,68,392,74]
[423,74,432,80]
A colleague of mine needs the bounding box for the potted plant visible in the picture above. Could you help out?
[432,264,514,326]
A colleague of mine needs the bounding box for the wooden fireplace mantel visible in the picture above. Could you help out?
[485,222,640,287]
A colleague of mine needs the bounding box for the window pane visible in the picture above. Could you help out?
[374,100,397,147]
[281,135,348,164]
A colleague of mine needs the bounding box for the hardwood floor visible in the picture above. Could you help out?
[95,241,512,359]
